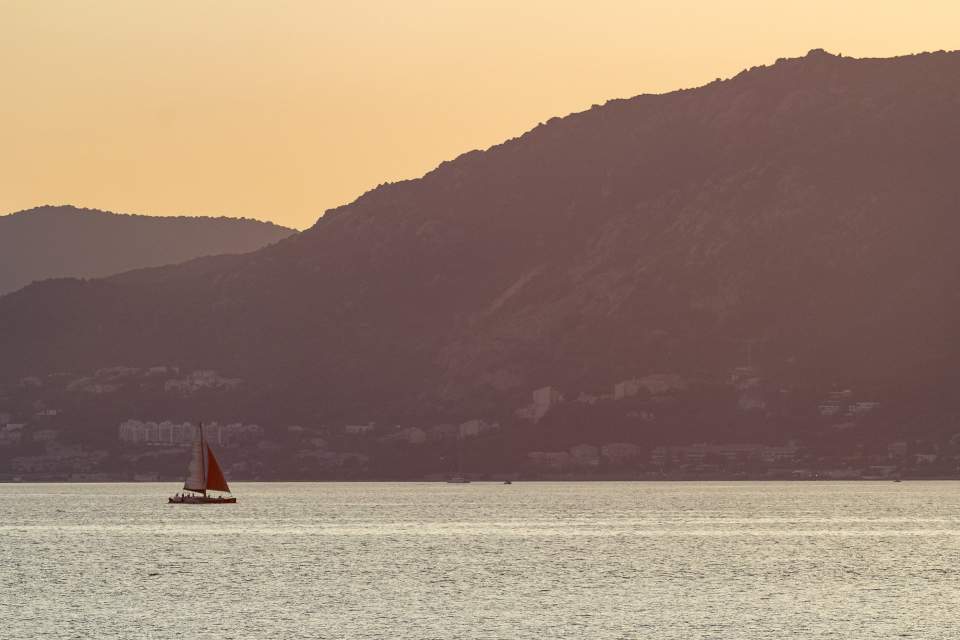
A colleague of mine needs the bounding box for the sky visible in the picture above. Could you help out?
[1,1,957,230]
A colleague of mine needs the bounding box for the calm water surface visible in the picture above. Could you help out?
[2,481,959,639]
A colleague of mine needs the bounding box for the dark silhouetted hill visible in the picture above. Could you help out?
[0,205,296,296]
[1,50,959,424]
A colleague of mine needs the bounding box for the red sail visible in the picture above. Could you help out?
[205,447,231,493]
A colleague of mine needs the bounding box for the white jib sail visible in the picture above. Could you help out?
[183,433,206,492]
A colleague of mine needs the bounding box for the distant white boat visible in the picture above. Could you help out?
[168,423,236,504]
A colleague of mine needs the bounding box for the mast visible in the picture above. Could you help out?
[456,431,464,476]
[199,422,207,496]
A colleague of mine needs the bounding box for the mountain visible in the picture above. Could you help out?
[0,205,296,296]
[2,49,959,427]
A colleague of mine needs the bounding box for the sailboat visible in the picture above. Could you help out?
[168,423,236,504]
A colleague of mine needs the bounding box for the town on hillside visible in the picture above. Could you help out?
[0,361,957,482]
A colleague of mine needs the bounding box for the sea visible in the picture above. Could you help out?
[2,481,958,639]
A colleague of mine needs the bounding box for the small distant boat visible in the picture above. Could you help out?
[169,423,236,504]
[503,480,513,485]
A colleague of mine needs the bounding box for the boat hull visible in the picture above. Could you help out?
[168,495,236,504]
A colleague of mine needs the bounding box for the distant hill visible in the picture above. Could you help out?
[1,50,959,425]
[0,205,296,296]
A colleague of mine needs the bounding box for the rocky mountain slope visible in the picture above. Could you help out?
[1,50,958,423]
[0,205,296,296]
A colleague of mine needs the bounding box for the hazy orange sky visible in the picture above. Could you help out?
[2,1,957,229]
